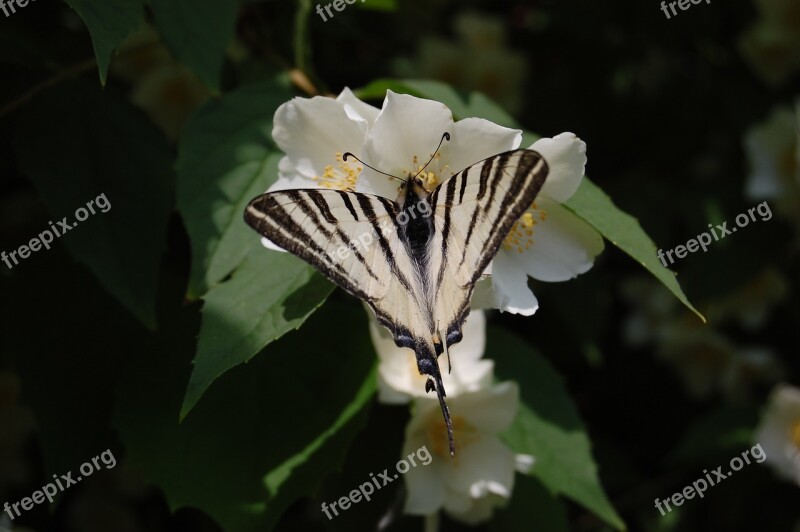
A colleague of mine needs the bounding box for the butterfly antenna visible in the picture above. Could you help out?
[411,132,451,181]
[342,152,406,184]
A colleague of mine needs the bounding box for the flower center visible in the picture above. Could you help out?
[407,154,450,192]
[502,203,547,253]
[425,413,479,459]
[313,152,362,191]
[790,419,800,449]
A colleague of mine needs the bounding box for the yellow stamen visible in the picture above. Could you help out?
[503,202,547,252]
[312,152,362,190]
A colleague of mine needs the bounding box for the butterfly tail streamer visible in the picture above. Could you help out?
[422,349,455,457]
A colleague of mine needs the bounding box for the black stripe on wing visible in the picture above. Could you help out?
[432,148,548,285]
[245,191,389,301]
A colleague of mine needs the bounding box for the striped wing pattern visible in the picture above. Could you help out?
[244,148,549,456]
[244,189,433,348]
[427,149,549,345]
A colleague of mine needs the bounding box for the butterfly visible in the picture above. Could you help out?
[244,133,549,456]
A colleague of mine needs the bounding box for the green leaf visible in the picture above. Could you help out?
[115,302,375,531]
[176,82,291,298]
[564,178,704,321]
[63,0,144,84]
[181,248,334,418]
[14,80,173,329]
[491,327,625,531]
[150,0,238,91]
[262,365,377,530]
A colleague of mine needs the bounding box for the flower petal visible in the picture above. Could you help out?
[447,118,522,176]
[489,252,539,315]
[364,91,455,179]
[530,132,587,203]
[272,96,366,180]
[337,87,380,127]
[508,197,604,282]
[445,492,508,525]
[402,436,448,515]
[458,381,520,433]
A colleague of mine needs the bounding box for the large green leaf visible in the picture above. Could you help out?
[563,178,704,321]
[15,80,173,328]
[491,327,625,531]
[150,0,238,92]
[181,248,334,418]
[115,302,375,531]
[356,79,700,318]
[63,0,144,84]
[176,82,291,298]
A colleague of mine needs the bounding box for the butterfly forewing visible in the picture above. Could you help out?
[427,149,549,342]
[244,188,432,346]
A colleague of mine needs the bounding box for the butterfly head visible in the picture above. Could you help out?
[342,132,451,196]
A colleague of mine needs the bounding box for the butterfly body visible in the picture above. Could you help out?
[245,148,549,455]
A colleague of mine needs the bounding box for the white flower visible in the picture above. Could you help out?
[401,381,532,524]
[370,310,492,403]
[744,103,800,230]
[754,384,800,485]
[264,89,603,314]
[487,133,604,315]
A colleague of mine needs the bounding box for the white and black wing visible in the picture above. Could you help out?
[244,188,432,351]
[427,149,549,345]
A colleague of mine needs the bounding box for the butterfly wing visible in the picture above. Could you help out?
[244,188,433,351]
[427,149,549,345]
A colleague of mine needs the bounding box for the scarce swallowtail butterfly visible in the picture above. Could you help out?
[244,132,549,456]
